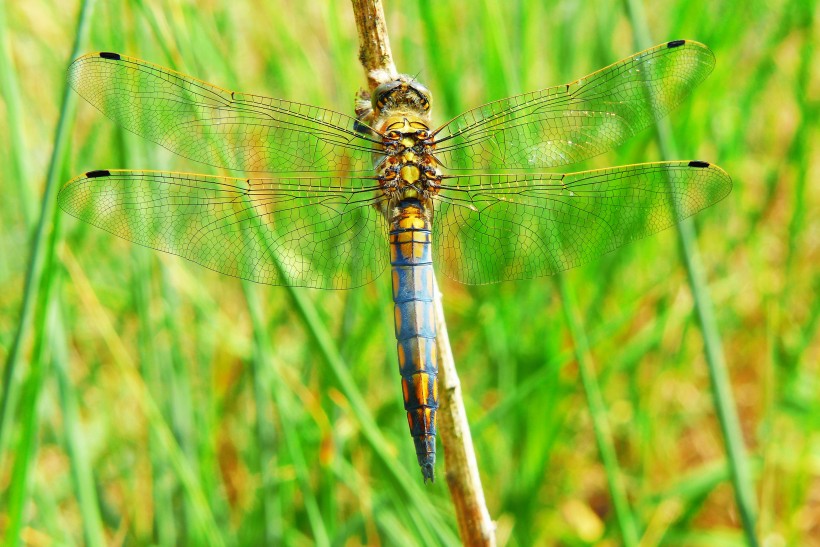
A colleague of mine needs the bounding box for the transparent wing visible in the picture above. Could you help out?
[59,170,389,289]
[433,40,715,171]
[432,161,731,284]
[68,53,382,173]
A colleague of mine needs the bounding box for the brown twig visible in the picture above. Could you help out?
[433,276,496,545]
[350,0,398,91]
[349,1,495,544]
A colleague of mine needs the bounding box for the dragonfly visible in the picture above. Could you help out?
[60,39,731,482]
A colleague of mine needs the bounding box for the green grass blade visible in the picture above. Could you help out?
[0,1,96,542]
[52,305,106,547]
[4,217,64,546]
[246,300,284,544]
[623,0,759,543]
[557,274,640,546]
[0,0,95,459]
[0,1,34,225]
[244,281,328,545]
[131,250,179,544]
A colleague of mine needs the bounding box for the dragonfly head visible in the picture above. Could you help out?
[372,76,432,117]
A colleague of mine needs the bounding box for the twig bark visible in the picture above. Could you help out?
[350,0,398,90]
[349,1,496,544]
[433,276,496,545]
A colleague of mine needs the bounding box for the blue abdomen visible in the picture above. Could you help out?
[389,198,438,482]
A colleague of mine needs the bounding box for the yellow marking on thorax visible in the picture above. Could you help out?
[400,165,420,184]
[377,114,431,135]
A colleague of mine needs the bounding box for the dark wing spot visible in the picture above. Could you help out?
[85,169,111,178]
[667,40,686,48]
[688,160,710,168]
[99,52,121,60]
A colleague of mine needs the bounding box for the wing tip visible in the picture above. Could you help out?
[688,160,733,200]
[663,39,714,60]
[99,52,122,60]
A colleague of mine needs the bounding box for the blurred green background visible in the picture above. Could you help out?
[1,0,818,545]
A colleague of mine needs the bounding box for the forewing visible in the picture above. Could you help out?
[68,53,381,173]
[432,161,731,284]
[59,170,389,289]
[434,40,715,170]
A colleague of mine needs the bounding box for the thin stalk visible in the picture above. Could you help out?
[350,0,398,89]
[241,282,296,545]
[624,0,759,543]
[0,0,93,528]
[4,209,65,546]
[0,1,35,224]
[0,0,95,469]
[161,265,199,539]
[132,250,178,545]
[433,276,496,546]
[557,274,640,546]
[52,304,106,547]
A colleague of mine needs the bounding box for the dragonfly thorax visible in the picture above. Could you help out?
[377,117,441,204]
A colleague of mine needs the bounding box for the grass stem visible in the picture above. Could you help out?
[624,0,759,543]
[557,274,640,546]
[0,0,96,533]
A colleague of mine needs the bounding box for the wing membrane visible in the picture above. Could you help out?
[433,40,715,171]
[68,53,381,173]
[432,161,731,284]
[58,170,389,289]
